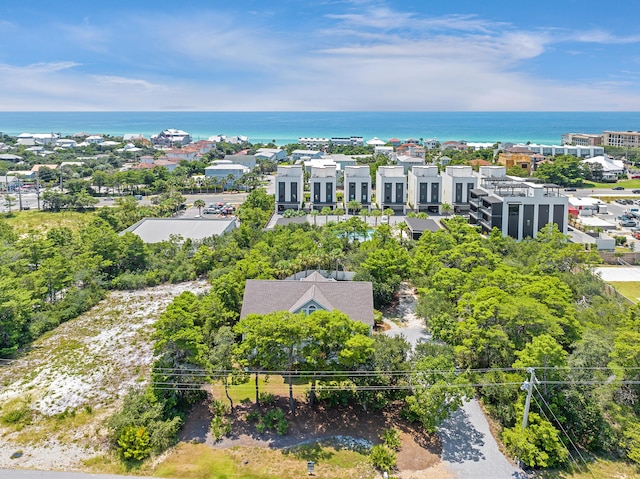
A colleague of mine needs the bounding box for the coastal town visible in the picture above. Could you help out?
[1,125,640,479]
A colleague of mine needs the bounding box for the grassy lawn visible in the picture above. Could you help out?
[608,282,640,303]
[583,179,640,189]
[3,210,94,235]
[151,443,375,479]
[534,459,640,478]
[211,374,309,405]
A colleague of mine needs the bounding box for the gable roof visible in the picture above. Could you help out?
[241,279,374,327]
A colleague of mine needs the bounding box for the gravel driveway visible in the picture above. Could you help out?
[384,285,527,479]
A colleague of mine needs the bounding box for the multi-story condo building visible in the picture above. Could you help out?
[331,136,364,147]
[602,131,640,148]
[519,144,604,158]
[298,138,330,149]
[561,133,602,146]
[441,165,477,214]
[407,166,441,214]
[343,165,372,210]
[275,165,304,212]
[376,165,406,214]
[469,166,568,239]
[310,164,337,211]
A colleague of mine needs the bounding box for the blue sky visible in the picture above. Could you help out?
[2,0,640,111]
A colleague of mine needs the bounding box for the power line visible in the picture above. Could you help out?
[533,383,593,475]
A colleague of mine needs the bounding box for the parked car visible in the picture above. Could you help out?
[564,187,577,191]
[620,220,637,227]
[613,186,625,190]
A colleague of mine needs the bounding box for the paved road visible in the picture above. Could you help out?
[439,400,527,479]
[0,470,158,479]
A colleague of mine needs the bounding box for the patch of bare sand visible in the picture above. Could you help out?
[0,280,209,471]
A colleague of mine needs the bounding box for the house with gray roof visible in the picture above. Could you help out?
[240,273,374,330]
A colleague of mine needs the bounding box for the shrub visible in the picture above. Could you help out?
[210,399,232,442]
[117,425,152,461]
[210,415,232,441]
[258,392,276,406]
[502,413,568,468]
[381,428,401,451]
[370,444,396,472]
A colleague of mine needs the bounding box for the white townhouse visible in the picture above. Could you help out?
[298,138,330,149]
[469,166,568,240]
[343,165,372,210]
[441,165,477,214]
[407,165,441,214]
[376,165,406,214]
[310,164,337,211]
[275,164,304,212]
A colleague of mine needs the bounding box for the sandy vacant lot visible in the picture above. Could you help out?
[0,280,209,471]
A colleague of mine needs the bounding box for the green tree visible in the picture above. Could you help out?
[194,199,205,216]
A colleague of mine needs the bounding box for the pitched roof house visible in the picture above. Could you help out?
[240,274,374,329]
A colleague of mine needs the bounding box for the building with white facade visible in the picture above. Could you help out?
[468,166,568,239]
[407,166,441,214]
[275,165,304,212]
[204,161,250,186]
[376,165,406,214]
[152,129,192,147]
[255,148,287,162]
[581,155,625,180]
[395,155,425,173]
[441,165,477,214]
[291,149,323,162]
[223,154,257,170]
[374,146,394,157]
[332,136,364,147]
[298,138,330,149]
[423,139,439,150]
[518,143,604,158]
[310,164,337,211]
[343,165,372,210]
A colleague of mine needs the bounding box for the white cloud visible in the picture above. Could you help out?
[92,75,165,91]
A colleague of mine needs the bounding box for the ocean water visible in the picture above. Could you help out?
[0,111,638,146]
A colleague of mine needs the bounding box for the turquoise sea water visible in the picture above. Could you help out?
[0,111,639,146]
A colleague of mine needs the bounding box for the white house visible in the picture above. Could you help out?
[395,155,425,173]
[407,165,441,214]
[255,148,287,162]
[292,149,323,162]
[376,165,406,214]
[85,135,104,144]
[581,155,625,180]
[275,165,304,212]
[310,164,337,211]
[343,165,372,210]
[204,163,250,186]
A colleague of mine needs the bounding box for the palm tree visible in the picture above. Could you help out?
[347,200,362,216]
[359,208,370,226]
[371,209,382,226]
[194,199,205,216]
[320,206,332,224]
[310,209,319,226]
[441,203,453,216]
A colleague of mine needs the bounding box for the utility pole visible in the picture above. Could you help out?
[17,177,23,211]
[521,367,536,429]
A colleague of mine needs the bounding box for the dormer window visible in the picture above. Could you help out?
[303,304,317,315]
